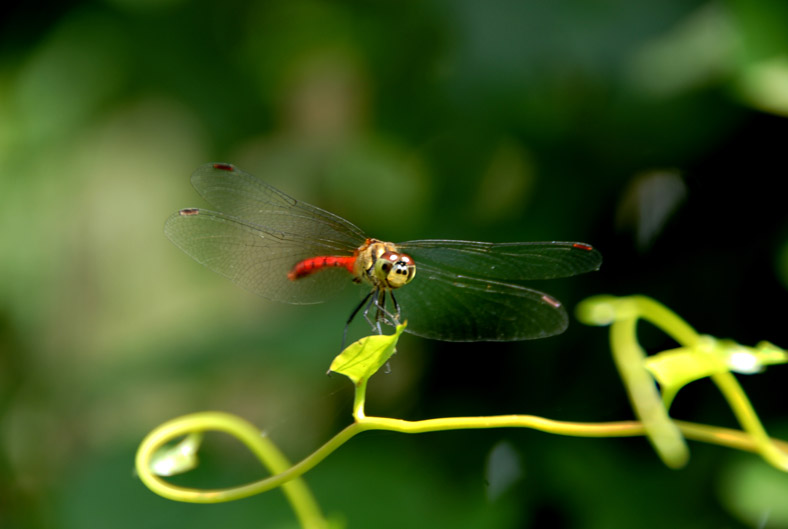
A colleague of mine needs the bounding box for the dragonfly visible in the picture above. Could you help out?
[165,163,602,342]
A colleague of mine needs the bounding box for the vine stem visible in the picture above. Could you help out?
[609,308,689,468]
[136,411,788,506]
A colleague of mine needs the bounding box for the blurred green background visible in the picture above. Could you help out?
[3,0,788,527]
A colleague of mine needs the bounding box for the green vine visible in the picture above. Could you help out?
[135,296,788,528]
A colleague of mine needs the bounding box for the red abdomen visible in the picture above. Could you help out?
[288,256,356,281]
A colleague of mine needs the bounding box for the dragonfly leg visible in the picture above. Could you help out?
[389,291,402,324]
[367,290,387,334]
[371,290,401,332]
[343,290,374,350]
[347,288,399,342]
[361,290,382,333]
[378,292,397,374]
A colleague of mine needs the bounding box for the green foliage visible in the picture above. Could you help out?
[136,296,788,528]
[645,340,788,405]
[329,324,405,385]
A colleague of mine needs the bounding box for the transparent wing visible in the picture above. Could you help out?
[190,163,367,251]
[395,262,568,341]
[398,240,602,282]
[165,208,358,304]
[168,164,601,339]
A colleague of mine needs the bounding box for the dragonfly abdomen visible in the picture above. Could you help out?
[288,256,357,281]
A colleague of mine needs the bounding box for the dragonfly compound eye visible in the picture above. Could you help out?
[375,252,416,289]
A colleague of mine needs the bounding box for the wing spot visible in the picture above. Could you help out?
[541,294,561,308]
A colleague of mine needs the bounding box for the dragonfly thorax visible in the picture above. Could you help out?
[354,239,416,290]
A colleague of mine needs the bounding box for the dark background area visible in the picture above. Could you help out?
[2,0,788,527]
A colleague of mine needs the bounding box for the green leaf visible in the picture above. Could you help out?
[644,346,728,390]
[645,338,788,407]
[646,338,788,388]
[149,433,202,476]
[744,341,788,370]
[329,323,406,384]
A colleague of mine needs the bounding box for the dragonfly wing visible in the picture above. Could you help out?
[165,208,356,304]
[399,240,602,282]
[190,163,367,252]
[394,263,568,341]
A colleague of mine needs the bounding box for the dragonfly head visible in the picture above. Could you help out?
[374,251,416,289]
